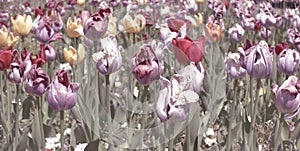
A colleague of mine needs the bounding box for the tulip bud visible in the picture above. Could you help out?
[228,24,245,42]
[34,16,63,43]
[204,22,222,42]
[24,65,50,96]
[259,27,272,40]
[272,76,300,119]
[156,76,199,122]
[224,52,246,79]
[277,49,300,75]
[66,17,83,38]
[63,44,85,65]
[131,42,162,85]
[47,69,80,110]
[0,26,19,48]
[92,34,122,75]
[11,14,32,36]
[172,35,205,65]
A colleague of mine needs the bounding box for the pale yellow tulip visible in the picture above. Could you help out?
[63,44,85,65]
[66,17,83,38]
[11,14,32,36]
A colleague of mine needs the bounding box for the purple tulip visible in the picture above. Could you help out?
[34,16,63,44]
[131,42,162,85]
[24,65,49,96]
[224,52,246,79]
[156,76,199,122]
[92,34,122,75]
[272,76,300,119]
[256,9,276,27]
[47,69,79,110]
[238,40,272,79]
[83,8,111,41]
[228,23,245,42]
[177,62,205,94]
[277,48,300,75]
[41,44,56,61]
[259,27,272,40]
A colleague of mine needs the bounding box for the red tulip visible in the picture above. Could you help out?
[0,48,12,70]
[172,35,205,65]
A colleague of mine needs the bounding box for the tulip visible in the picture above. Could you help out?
[238,40,272,79]
[83,8,111,41]
[47,69,80,110]
[172,35,205,65]
[0,26,19,48]
[11,14,32,36]
[24,65,50,96]
[8,50,22,83]
[0,10,10,27]
[159,24,178,45]
[66,17,83,38]
[131,42,162,85]
[121,6,146,33]
[228,23,245,42]
[156,76,199,122]
[0,48,12,70]
[259,27,272,40]
[224,52,246,79]
[205,22,222,42]
[63,44,85,65]
[272,76,300,119]
[52,14,63,33]
[92,34,122,75]
[77,0,85,5]
[177,62,205,94]
[34,17,63,43]
[103,14,117,37]
[167,18,191,32]
[41,44,56,61]
[277,49,300,75]
[256,9,277,27]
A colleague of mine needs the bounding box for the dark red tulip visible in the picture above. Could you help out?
[0,47,12,70]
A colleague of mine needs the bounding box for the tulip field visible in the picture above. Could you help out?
[1,0,300,150]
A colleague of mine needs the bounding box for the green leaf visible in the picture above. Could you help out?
[84,139,100,151]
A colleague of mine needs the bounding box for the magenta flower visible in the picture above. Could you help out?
[272,76,300,119]
[24,65,49,96]
[47,69,79,110]
[131,42,162,85]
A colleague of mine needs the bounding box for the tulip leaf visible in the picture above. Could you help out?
[84,139,100,151]
[16,128,29,151]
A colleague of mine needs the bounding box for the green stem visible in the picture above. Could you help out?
[60,110,65,151]
[168,139,174,151]
[249,79,261,150]
[274,113,283,151]
[226,79,238,150]
[105,74,112,141]
[140,85,148,130]
[14,85,20,150]
[37,97,45,151]
[186,124,191,151]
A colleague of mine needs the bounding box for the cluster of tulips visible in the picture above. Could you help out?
[1,0,300,150]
